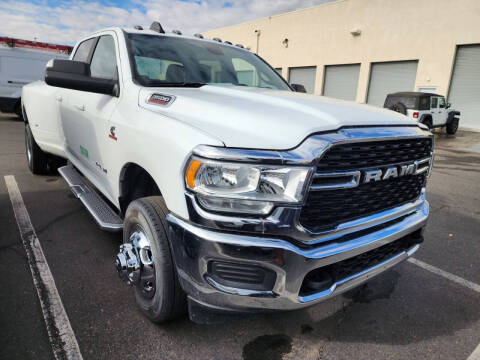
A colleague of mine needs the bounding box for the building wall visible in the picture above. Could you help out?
[204,0,480,103]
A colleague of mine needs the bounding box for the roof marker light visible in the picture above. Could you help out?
[134,25,143,30]
[212,37,222,42]
[224,41,232,45]
[194,33,204,39]
[172,30,182,35]
[235,44,244,48]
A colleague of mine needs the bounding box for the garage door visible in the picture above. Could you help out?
[323,64,360,101]
[367,61,418,107]
[448,45,480,130]
[289,66,316,94]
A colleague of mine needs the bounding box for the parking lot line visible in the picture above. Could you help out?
[468,343,480,360]
[408,257,480,294]
[4,175,83,360]
[409,256,480,360]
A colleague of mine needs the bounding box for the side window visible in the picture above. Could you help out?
[431,97,438,109]
[232,58,257,86]
[439,97,446,108]
[419,97,429,110]
[73,38,96,62]
[90,35,117,79]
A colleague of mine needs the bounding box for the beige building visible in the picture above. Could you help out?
[204,0,480,130]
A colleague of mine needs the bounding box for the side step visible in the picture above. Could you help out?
[58,165,123,232]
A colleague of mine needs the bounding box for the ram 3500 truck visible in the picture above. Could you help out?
[21,23,433,324]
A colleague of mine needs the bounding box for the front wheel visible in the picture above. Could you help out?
[121,196,186,323]
[15,102,24,122]
[422,118,433,130]
[446,118,459,135]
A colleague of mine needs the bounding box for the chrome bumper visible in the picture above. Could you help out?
[167,200,429,313]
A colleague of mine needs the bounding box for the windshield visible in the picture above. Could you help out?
[126,33,291,90]
[384,95,418,109]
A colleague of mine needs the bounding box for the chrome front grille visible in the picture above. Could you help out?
[299,137,433,233]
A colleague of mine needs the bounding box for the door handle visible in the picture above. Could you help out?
[55,95,62,102]
[74,104,85,111]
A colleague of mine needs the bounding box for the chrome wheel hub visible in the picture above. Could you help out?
[115,227,155,298]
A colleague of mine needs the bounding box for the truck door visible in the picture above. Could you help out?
[437,96,448,125]
[430,96,440,126]
[60,34,120,200]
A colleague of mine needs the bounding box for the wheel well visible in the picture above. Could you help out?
[119,163,161,215]
[22,104,28,124]
[420,114,432,124]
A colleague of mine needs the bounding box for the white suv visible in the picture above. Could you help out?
[384,91,460,134]
[21,23,433,324]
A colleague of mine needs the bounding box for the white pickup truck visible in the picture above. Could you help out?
[21,23,433,324]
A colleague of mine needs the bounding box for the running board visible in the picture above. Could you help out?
[58,165,123,232]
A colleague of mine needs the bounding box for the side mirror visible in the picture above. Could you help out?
[45,59,119,97]
[446,102,451,109]
[290,83,307,93]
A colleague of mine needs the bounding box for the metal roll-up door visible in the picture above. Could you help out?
[289,66,316,94]
[448,45,480,130]
[367,61,418,107]
[323,64,360,101]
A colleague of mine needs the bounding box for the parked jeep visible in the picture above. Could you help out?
[384,91,460,134]
[22,23,433,324]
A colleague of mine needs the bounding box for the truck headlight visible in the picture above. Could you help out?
[185,158,313,215]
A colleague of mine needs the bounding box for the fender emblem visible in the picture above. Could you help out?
[147,93,176,106]
[109,126,117,141]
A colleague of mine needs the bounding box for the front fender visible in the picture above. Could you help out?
[109,104,224,220]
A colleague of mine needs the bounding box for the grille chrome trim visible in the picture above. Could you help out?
[295,191,426,243]
[415,157,431,175]
[311,170,360,191]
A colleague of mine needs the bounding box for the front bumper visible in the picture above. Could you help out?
[167,199,429,313]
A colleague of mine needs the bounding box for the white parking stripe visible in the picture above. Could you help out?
[5,175,83,360]
[468,343,480,360]
[408,258,480,294]
[408,257,480,360]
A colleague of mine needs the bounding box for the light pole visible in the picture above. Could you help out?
[254,29,261,54]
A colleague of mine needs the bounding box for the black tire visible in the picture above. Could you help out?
[389,102,407,115]
[25,123,49,174]
[123,196,186,323]
[422,118,433,130]
[15,101,24,122]
[49,155,68,174]
[446,117,459,135]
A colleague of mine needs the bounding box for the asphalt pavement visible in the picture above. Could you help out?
[1,113,479,360]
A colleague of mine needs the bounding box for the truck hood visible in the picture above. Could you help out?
[138,85,417,149]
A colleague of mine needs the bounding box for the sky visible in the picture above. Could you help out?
[0,0,333,45]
